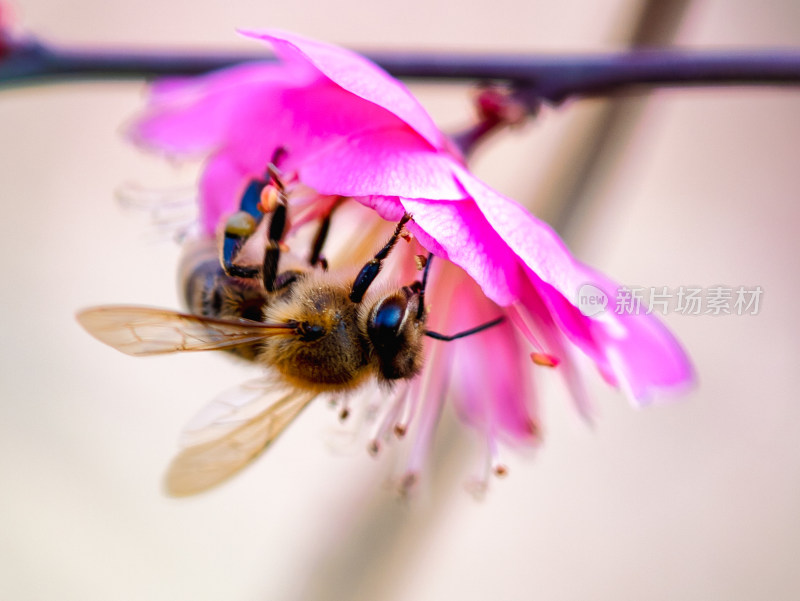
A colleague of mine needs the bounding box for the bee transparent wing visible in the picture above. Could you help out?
[165,381,318,496]
[76,305,291,356]
[177,378,291,448]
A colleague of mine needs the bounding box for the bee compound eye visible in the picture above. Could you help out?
[369,296,407,342]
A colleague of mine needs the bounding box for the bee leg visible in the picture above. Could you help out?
[420,253,505,341]
[221,211,262,279]
[236,147,288,222]
[308,197,346,270]
[414,252,506,341]
[219,179,271,279]
[349,213,412,303]
[397,251,433,320]
[263,202,288,292]
[221,151,287,281]
[308,214,331,270]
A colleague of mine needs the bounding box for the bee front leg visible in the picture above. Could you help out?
[349,214,412,303]
[262,202,288,292]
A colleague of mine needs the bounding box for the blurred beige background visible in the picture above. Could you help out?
[2,1,799,600]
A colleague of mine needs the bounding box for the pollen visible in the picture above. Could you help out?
[526,419,541,438]
[493,464,509,477]
[531,352,560,368]
[258,184,281,214]
[400,472,418,495]
[367,440,380,456]
[224,211,257,237]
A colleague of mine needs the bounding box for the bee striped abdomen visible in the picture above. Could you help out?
[180,244,268,362]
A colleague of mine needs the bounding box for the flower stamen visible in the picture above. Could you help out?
[506,303,548,354]
[488,431,508,477]
[394,377,420,439]
[531,352,560,367]
[400,472,418,497]
[401,342,452,491]
[368,383,409,455]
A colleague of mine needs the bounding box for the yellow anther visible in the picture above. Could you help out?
[530,352,560,368]
[258,185,281,214]
[225,211,257,237]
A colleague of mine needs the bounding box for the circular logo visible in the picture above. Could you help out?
[577,283,609,316]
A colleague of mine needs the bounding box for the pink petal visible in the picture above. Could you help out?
[453,165,588,301]
[576,268,695,402]
[400,198,521,306]
[220,79,406,174]
[451,167,693,402]
[135,64,466,202]
[296,127,466,200]
[515,258,694,404]
[130,30,467,206]
[129,62,315,156]
[198,153,250,236]
[243,30,446,150]
[506,295,594,421]
[442,271,539,443]
[354,195,406,222]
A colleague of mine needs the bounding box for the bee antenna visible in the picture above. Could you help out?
[425,316,505,341]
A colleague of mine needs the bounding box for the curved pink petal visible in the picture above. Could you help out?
[442,271,539,443]
[134,61,466,204]
[598,311,695,403]
[198,153,250,236]
[243,30,446,150]
[400,197,521,306]
[219,80,408,174]
[129,61,315,156]
[513,257,693,404]
[354,195,406,222]
[453,164,588,300]
[571,268,695,402]
[507,288,594,421]
[449,166,692,402]
[296,127,466,200]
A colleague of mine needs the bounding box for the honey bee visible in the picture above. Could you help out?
[78,165,501,495]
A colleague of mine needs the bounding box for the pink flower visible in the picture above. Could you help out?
[131,30,693,488]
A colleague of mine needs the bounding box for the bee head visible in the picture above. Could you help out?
[367,286,426,381]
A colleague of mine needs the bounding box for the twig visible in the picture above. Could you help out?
[2,36,800,105]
